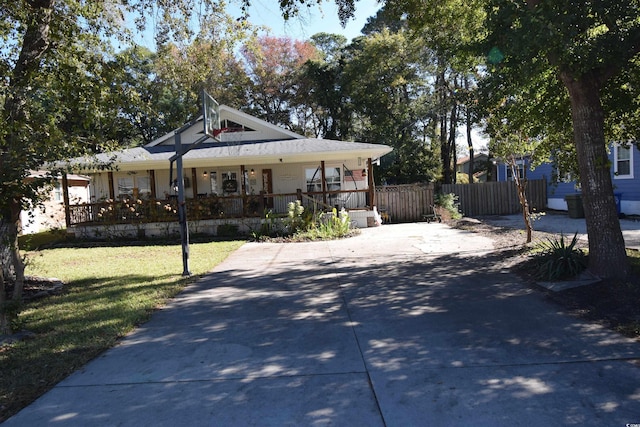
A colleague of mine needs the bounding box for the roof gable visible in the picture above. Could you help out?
[457,153,489,165]
[66,104,393,172]
[145,105,304,147]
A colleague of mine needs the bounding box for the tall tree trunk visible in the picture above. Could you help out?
[448,102,458,184]
[0,207,25,335]
[465,77,475,184]
[436,70,452,184]
[0,264,7,335]
[440,113,450,183]
[561,73,629,279]
[0,0,55,333]
[467,121,474,184]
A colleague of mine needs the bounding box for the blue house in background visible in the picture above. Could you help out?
[496,143,640,216]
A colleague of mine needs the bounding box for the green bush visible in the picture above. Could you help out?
[534,233,587,280]
[434,193,462,220]
[299,208,354,240]
[252,203,355,241]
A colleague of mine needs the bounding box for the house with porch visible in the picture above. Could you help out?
[495,143,640,216]
[20,172,90,235]
[62,105,393,238]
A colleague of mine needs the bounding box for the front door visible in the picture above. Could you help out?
[262,169,273,208]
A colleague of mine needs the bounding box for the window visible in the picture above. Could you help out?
[614,145,633,179]
[221,119,254,132]
[117,177,134,197]
[53,181,62,201]
[209,172,218,195]
[325,167,341,191]
[306,167,322,192]
[505,160,526,181]
[136,176,151,197]
[555,165,573,183]
[306,167,342,192]
[118,175,151,198]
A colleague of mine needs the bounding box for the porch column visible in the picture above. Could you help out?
[107,172,115,199]
[320,160,327,205]
[191,168,198,196]
[368,158,375,208]
[149,170,157,198]
[240,165,246,195]
[62,173,71,228]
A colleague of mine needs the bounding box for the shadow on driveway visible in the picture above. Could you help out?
[5,224,640,426]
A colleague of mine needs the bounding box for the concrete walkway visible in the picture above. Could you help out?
[5,223,640,426]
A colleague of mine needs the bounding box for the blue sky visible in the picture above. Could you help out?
[241,0,382,41]
[131,1,382,49]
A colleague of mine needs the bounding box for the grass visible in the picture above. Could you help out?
[0,239,244,422]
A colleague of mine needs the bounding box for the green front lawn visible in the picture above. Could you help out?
[0,239,244,422]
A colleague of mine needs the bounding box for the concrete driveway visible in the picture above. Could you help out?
[5,223,640,426]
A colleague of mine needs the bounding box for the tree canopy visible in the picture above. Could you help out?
[271,0,640,279]
[3,0,640,334]
[0,0,254,333]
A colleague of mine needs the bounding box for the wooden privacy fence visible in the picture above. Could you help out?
[441,179,547,217]
[375,179,547,222]
[375,183,435,223]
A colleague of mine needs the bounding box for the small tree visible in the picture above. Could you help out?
[506,153,533,243]
[489,126,539,244]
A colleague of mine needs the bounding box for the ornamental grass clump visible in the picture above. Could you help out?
[534,233,587,281]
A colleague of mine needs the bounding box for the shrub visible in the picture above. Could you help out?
[252,204,355,241]
[286,200,306,233]
[434,193,462,220]
[534,233,587,280]
[299,208,354,240]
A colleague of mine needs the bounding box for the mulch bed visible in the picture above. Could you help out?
[4,276,64,302]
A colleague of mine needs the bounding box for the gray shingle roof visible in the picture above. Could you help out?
[74,138,392,171]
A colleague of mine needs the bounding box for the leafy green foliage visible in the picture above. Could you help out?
[298,33,352,139]
[479,0,638,278]
[286,200,307,233]
[342,29,440,183]
[252,203,354,241]
[304,208,353,239]
[534,233,587,281]
[434,193,462,220]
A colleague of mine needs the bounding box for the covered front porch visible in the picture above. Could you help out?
[63,164,380,239]
[65,191,378,239]
[61,104,392,238]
